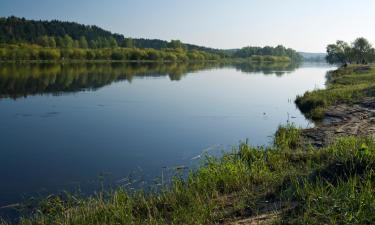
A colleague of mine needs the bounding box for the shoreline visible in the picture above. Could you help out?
[302,97,375,147]
[0,58,293,64]
[297,64,375,147]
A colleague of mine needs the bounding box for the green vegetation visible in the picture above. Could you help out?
[296,64,375,120]
[295,37,375,120]
[1,125,373,224]
[0,16,302,62]
[0,16,222,54]
[0,43,299,62]
[326,37,375,65]
[233,45,302,62]
[0,43,222,61]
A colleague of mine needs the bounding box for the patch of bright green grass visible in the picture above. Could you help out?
[295,64,375,120]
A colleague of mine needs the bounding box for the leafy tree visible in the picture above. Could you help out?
[89,40,98,49]
[122,38,134,48]
[352,37,373,64]
[168,40,186,50]
[48,37,56,48]
[73,40,79,48]
[63,35,74,48]
[56,37,64,48]
[326,38,375,65]
[109,37,118,48]
[79,36,88,49]
[36,36,50,47]
[326,40,351,64]
[233,45,301,61]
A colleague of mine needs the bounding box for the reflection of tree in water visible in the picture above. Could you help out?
[232,61,300,76]
[0,62,219,99]
[0,61,300,99]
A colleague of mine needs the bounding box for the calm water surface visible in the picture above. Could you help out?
[0,62,333,208]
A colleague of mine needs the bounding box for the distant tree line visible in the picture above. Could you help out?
[0,16,224,54]
[232,45,302,61]
[0,44,222,61]
[326,37,375,65]
[0,16,303,62]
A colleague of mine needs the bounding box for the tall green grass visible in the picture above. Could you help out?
[3,125,375,224]
[295,65,375,120]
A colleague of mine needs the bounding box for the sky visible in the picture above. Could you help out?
[1,0,375,52]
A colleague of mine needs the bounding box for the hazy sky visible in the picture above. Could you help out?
[1,0,375,52]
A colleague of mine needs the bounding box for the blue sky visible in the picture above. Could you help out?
[1,0,375,52]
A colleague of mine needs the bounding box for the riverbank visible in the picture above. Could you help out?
[1,124,374,224]
[297,64,375,147]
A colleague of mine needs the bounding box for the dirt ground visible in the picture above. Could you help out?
[302,97,375,147]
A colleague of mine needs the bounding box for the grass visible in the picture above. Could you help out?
[295,64,375,120]
[2,124,375,224]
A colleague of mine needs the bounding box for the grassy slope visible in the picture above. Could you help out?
[2,124,374,225]
[295,64,375,120]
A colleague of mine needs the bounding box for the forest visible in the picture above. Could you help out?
[0,16,302,62]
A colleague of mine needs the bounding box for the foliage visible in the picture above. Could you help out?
[296,64,375,120]
[0,16,303,62]
[233,45,302,62]
[274,123,302,149]
[0,44,222,62]
[326,37,375,65]
[0,16,223,54]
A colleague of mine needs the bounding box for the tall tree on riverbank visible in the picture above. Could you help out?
[326,37,375,65]
[326,40,352,64]
[352,37,374,64]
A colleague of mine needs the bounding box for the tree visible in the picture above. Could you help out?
[79,36,88,49]
[36,35,50,47]
[56,37,64,48]
[109,37,118,48]
[352,37,373,64]
[89,40,98,49]
[326,38,375,65]
[73,40,79,48]
[168,40,186,50]
[274,45,286,56]
[63,34,74,48]
[48,37,56,48]
[122,38,134,48]
[326,40,351,65]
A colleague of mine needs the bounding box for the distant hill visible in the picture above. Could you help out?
[0,16,302,61]
[0,16,223,54]
[299,52,326,61]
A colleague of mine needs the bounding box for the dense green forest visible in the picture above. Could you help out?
[0,16,302,62]
[0,16,223,54]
